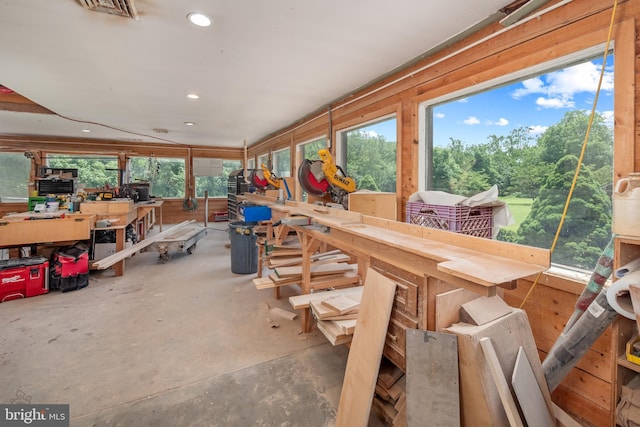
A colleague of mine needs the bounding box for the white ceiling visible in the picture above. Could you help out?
[0,0,515,148]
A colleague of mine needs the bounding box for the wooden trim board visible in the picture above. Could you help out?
[335,268,397,427]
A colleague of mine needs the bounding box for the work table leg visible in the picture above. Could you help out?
[114,227,126,277]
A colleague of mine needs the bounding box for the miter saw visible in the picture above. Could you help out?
[297,148,356,208]
[250,164,292,200]
[250,163,282,190]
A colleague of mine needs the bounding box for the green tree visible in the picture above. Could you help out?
[538,110,613,191]
[516,155,611,269]
[345,130,396,192]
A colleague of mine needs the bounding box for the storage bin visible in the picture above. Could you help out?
[0,257,49,302]
[406,201,493,238]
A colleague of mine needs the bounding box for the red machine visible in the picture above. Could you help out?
[0,257,49,302]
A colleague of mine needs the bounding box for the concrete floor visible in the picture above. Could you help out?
[0,223,382,426]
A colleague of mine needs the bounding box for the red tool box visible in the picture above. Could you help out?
[50,246,89,292]
[0,257,49,302]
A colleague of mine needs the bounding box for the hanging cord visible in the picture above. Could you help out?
[520,0,618,308]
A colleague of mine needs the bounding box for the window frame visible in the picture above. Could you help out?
[127,156,186,199]
[335,113,398,193]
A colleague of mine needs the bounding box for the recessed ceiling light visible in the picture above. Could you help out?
[82,129,91,133]
[184,122,196,126]
[187,12,211,27]
[187,93,200,99]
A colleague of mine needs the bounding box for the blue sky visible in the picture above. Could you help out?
[361,55,614,146]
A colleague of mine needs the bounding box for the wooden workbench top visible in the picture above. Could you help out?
[237,193,550,291]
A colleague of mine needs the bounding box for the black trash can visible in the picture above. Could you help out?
[228,221,258,274]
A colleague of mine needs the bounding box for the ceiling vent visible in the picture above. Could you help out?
[78,0,139,20]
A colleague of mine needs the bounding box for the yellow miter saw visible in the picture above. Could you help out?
[250,163,281,190]
[297,148,356,208]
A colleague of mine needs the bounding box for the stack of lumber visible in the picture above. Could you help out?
[289,286,364,345]
[253,249,359,291]
[372,357,407,426]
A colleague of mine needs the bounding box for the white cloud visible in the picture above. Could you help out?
[510,61,613,109]
[434,112,445,119]
[457,98,469,103]
[362,130,379,138]
[528,125,548,136]
[600,110,614,128]
[463,116,480,125]
[487,118,509,126]
[536,96,574,109]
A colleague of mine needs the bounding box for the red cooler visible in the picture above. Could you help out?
[0,257,49,302]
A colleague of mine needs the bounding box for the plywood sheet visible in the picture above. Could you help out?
[511,347,555,427]
[406,330,459,427]
[479,337,524,427]
[336,268,397,427]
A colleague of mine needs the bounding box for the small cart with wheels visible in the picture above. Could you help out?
[145,224,208,263]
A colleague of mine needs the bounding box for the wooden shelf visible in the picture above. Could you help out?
[618,355,640,374]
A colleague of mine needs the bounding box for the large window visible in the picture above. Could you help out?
[420,47,613,271]
[247,158,256,170]
[47,154,118,190]
[272,148,290,178]
[128,157,185,198]
[337,116,397,192]
[257,153,269,170]
[0,152,30,201]
[195,159,242,197]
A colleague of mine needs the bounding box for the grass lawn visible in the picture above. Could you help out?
[499,196,534,232]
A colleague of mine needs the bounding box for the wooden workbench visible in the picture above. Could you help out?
[0,211,95,246]
[239,194,550,370]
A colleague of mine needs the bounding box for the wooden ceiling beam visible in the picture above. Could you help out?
[0,92,53,114]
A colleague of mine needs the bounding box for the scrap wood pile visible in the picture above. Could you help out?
[289,286,363,345]
[372,357,407,426]
[253,246,360,291]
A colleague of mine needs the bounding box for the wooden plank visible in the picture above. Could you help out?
[406,329,459,427]
[438,255,544,288]
[315,319,352,346]
[336,268,397,427]
[310,300,340,319]
[93,221,194,269]
[479,337,524,427]
[511,347,555,427]
[460,296,513,326]
[445,309,553,427]
[253,277,275,289]
[274,262,354,278]
[288,284,363,310]
[309,272,360,291]
[334,318,358,335]
[321,295,360,314]
[435,288,480,331]
[378,358,405,389]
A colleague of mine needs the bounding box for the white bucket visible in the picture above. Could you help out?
[613,173,640,237]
